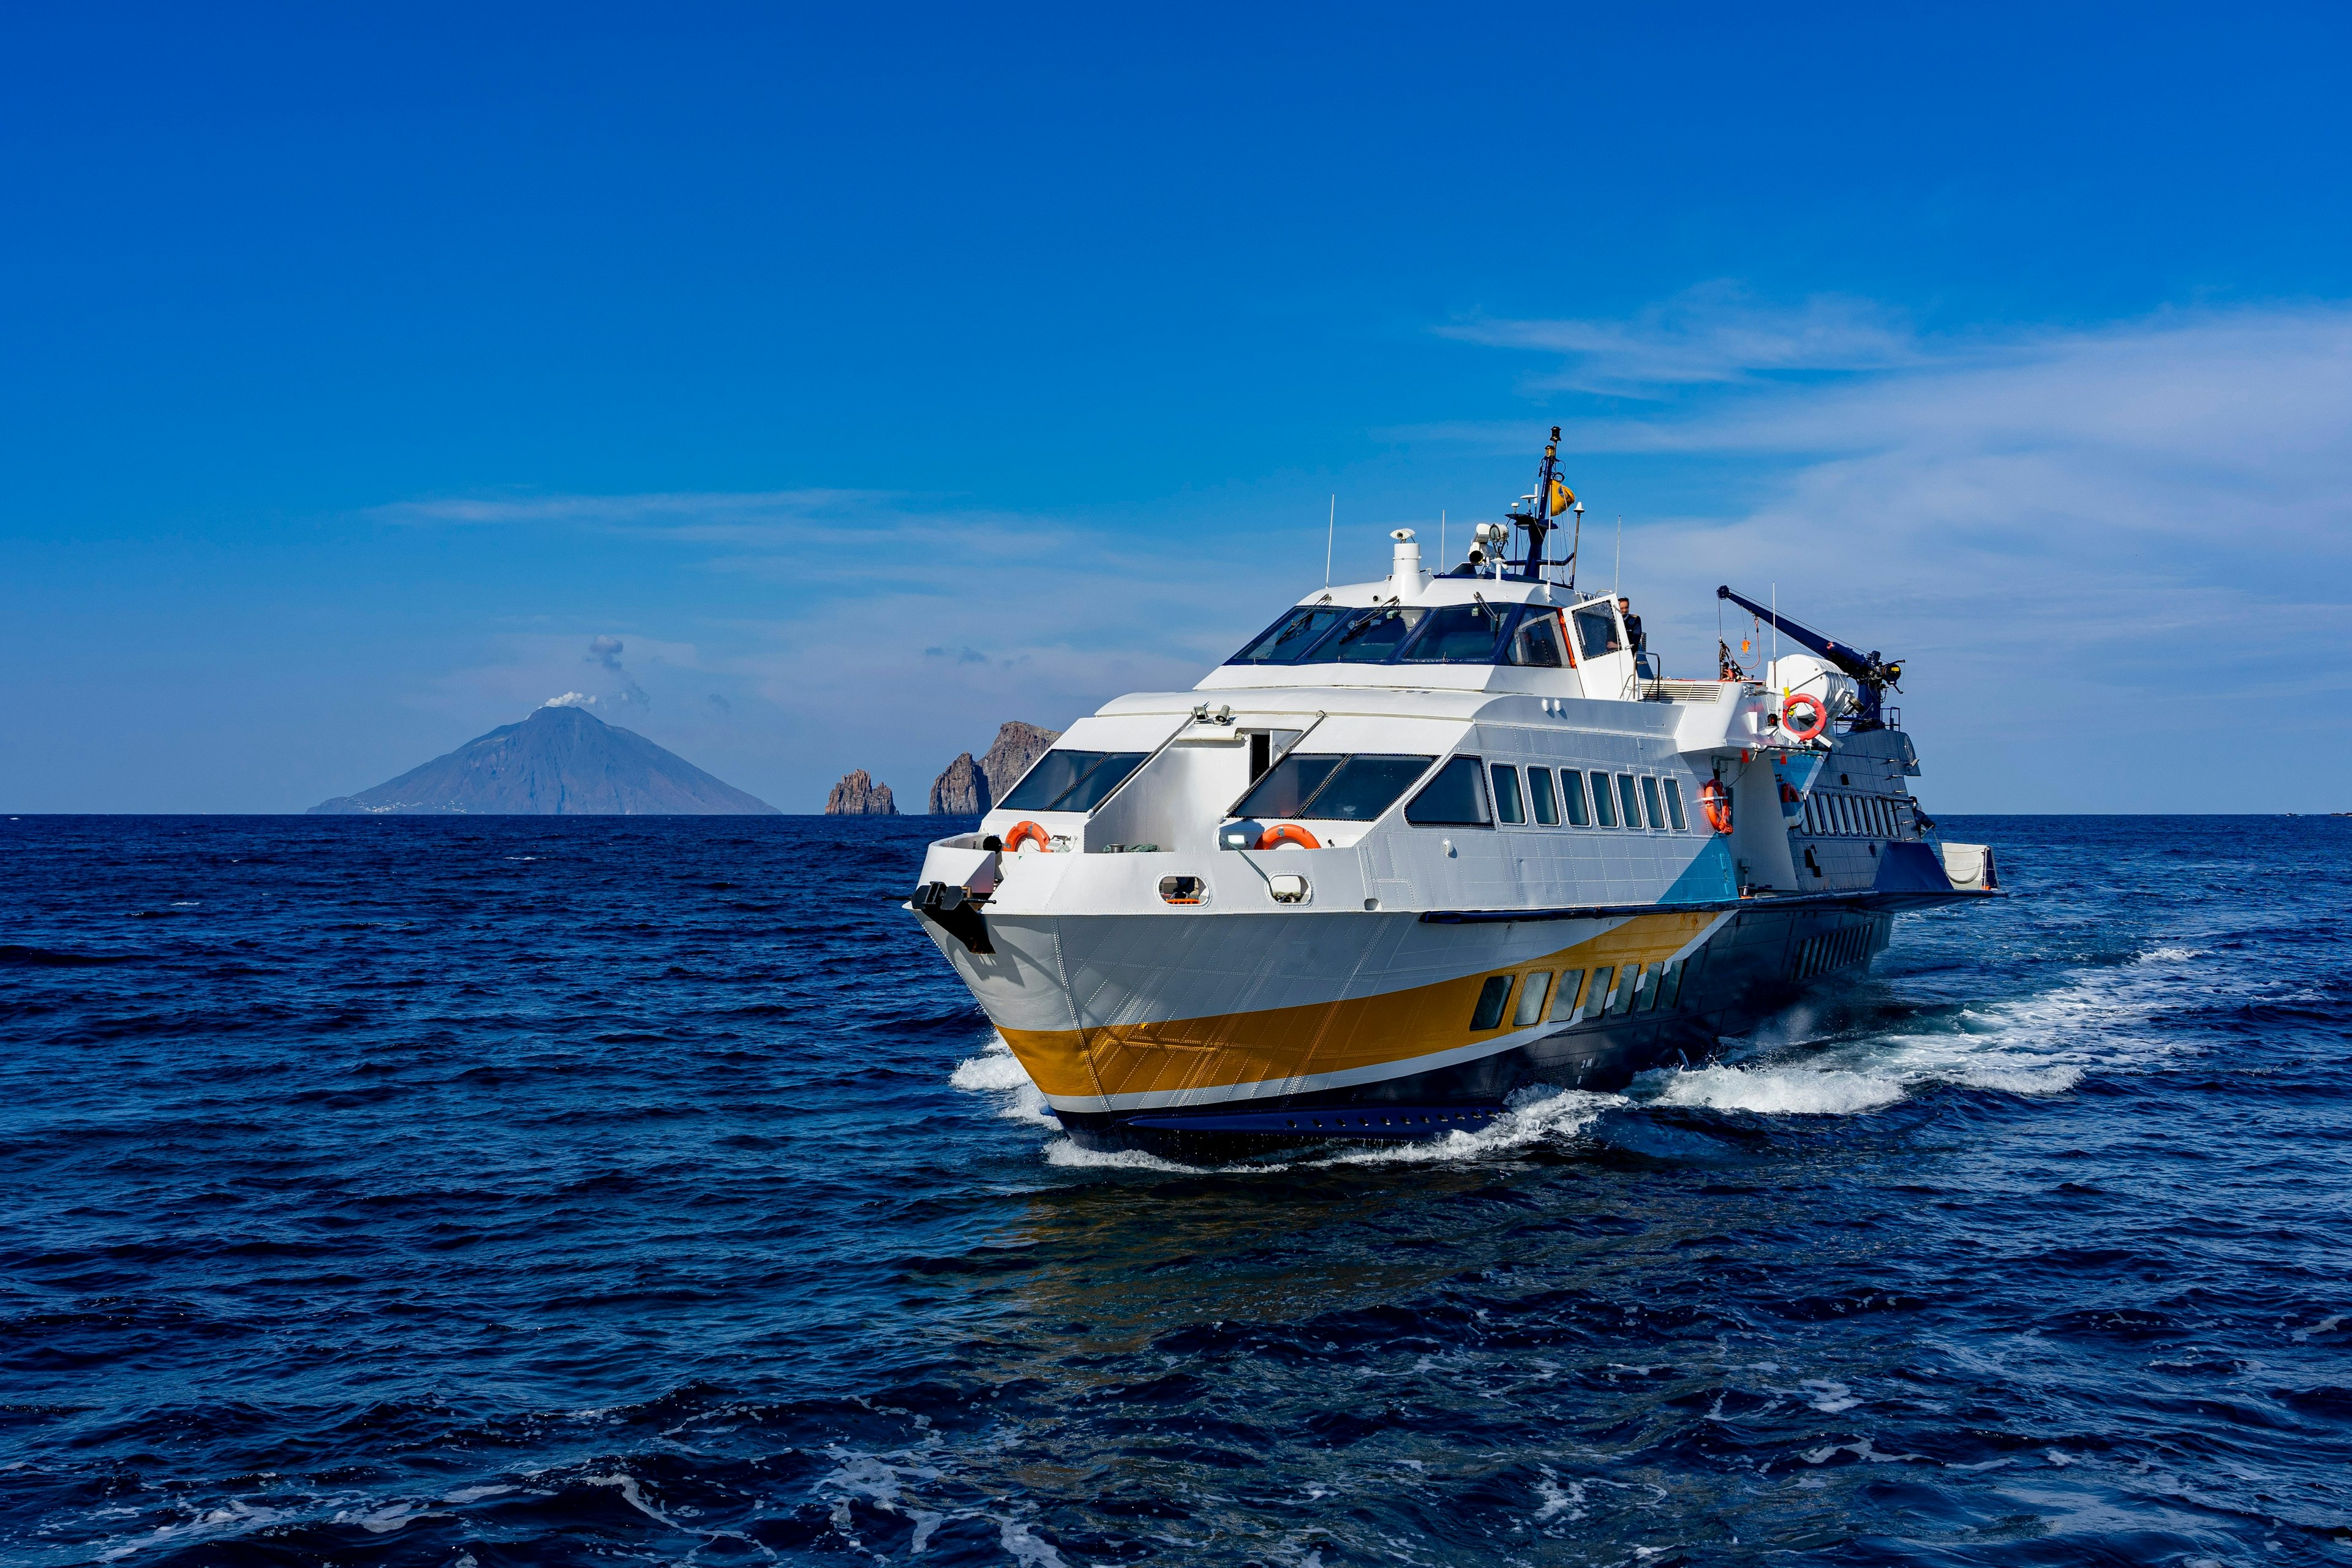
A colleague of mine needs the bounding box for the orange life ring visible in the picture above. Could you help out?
[1782,692,1828,742]
[1699,777,1733,834]
[1254,823,1321,850]
[1004,820,1052,854]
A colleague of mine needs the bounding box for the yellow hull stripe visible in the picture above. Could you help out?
[1000,911,1717,1105]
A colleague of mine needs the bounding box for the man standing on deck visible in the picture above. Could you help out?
[1615,596,1645,654]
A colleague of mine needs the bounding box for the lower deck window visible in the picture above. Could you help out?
[1512,971,1551,1027]
[1591,773,1618,827]
[1548,968,1587,1021]
[1663,777,1687,831]
[1618,775,1643,829]
[1469,974,1512,1031]
[1491,764,1526,824]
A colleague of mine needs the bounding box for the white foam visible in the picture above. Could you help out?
[1635,924,2229,1119]
[949,1036,1059,1127]
[1040,1138,1199,1172]
[1322,1086,1618,1167]
[1654,1066,1901,1117]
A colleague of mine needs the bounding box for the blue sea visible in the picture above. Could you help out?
[2,813,2347,1566]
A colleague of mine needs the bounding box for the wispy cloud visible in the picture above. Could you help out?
[1439,284,1921,396]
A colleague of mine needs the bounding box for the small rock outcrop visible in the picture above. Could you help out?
[929,752,987,815]
[979,721,1061,804]
[825,770,899,815]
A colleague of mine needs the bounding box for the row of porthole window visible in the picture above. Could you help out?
[1490,764,1690,832]
[1803,790,1907,839]
[1468,949,1703,1033]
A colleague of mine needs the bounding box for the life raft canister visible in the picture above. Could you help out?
[1004,820,1053,853]
[1782,692,1828,742]
[1699,778,1733,834]
[1254,823,1322,850]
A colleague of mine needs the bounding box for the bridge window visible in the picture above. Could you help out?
[1504,607,1566,667]
[1399,602,1512,663]
[1226,604,1357,664]
[1572,606,1619,661]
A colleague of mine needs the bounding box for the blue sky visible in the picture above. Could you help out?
[5,3,2348,812]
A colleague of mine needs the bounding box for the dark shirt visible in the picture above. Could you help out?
[1621,611,1645,653]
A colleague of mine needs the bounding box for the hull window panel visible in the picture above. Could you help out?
[1529,767,1561,826]
[1640,777,1664,835]
[1548,968,1587,1022]
[1398,601,1513,663]
[998,750,1150,813]
[1663,777,1687,831]
[1406,756,1493,827]
[1470,974,1513,1031]
[1634,964,1660,1011]
[1226,605,1357,665]
[1491,764,1526,824]
[1659,958,1687,1010]
[1585,967,1615,1018]
[1618,775,1643,829]
[1838,796,1856,835]
[1561,769,1591,826]
[1232,753,1344,820]
[1512,971,1552,1027]
[1610,966,1641,1014]
[1803,796,1820,835]
[1591,772,1619,827]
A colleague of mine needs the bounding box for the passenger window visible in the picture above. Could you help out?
[1504,607,1566,667]
[1491,764,1526,824]
[998,750,1150,813]
[1618,775,1643,829]
[1804,796,1820,834]
[1662,777,1688,832]
[1399,601,1512,663]
[1838,796,1856,835]
[1585,966,1614,1016]
[1635,965,1659,1010]
[1572,607,1618,661]
[1530,767,1560,826]
[1406,756,1493,827]
[1659,958,1686,1009]
[1512,971,1551,1027]
[1591,771,1619,827]
[1640,777,1664,834]
[1227,604,1355,665]
[1608,966,1638,1014]
[1232,753,1343,819]
[1298,755,1440,821]
[1548,968,1586,1021]
[1469,974,1512,1031]
[1561,769,1591,826]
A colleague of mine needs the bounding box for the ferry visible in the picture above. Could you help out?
[910,429,2000,1155]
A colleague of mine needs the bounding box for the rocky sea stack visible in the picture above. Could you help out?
[309,704,778,816]
[824,770,898,815]
[926,722,1061,815]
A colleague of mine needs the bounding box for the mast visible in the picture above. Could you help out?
[1507,426,1563,578]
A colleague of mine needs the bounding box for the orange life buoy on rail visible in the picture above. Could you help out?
[1254,823,1322,851]
[1699,778,1733,835]
[1781,692,1828,742]
[1004,820,1053,854]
